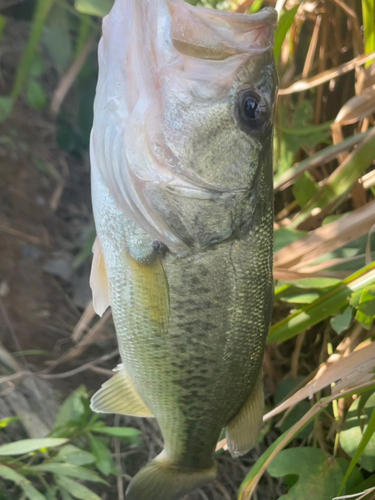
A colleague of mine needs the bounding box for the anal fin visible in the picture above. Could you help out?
[226,375,264,458]
[90,365,153,417]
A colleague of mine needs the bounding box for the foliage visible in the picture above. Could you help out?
[0,387,140,500]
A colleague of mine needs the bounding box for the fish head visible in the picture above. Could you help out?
[91,0,278,252]
[160,3,278,192]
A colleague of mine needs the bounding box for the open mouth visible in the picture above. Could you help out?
[168,2,278,60]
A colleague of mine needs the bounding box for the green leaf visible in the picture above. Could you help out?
[340,394,375,473]
[54,445,95,466]
[0,96,14,122]
[356,287,375,317]
[0,438,68,456]
[0,464,47,500]
[350,286,375,330]
[26,80,47,109]
[355,309,374,330]
[330,307,353,334]
[292,172,318,208]
[350,290,363,308]
[88,433,116,476]
[54,386,88,429]
[0,464,29,483]
[339,407,375,494]
[280,291,321,304]
[55,476,101,500]
[30,464,107,484]
[91,426,141,439]
[74,0,113,17]
[274,6,299,61]
[290,278,341,289]
[267,448,344,500]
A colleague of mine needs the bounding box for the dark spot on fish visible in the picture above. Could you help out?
[197,287,210,294]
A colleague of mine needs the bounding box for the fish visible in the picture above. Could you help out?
[89,1,277,499]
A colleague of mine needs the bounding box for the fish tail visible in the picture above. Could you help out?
[126,453,217,500]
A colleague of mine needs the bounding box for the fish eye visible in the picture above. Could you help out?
[243,94,260,120]
[237,89,268,132]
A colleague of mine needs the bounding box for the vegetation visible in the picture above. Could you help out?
[0,387,140,500]
[0,0,374,499]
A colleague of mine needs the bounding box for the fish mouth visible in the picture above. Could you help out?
[168,3,278,60]
[165,182,249,200]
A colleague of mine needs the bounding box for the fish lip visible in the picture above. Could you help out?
[239,7,278,29]
[165,182,249,199]
[168,4,278,58]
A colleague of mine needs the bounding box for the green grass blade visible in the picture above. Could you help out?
[338,406,375,495]
[249,0,264,14]
[274,5,299,62]
[268,263,375,344]
[274,129,371,191]
[290,127,375,228]
[11,0,55,101]
[0,465,47,500]
[362,0,375,60]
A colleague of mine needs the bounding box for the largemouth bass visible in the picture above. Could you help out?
[89,1,277,499]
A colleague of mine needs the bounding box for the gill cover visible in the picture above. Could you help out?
[90,0,277,254]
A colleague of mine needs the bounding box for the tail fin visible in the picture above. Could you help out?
[126,454,217,500]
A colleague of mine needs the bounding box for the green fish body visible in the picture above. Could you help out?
[90,1,277,499]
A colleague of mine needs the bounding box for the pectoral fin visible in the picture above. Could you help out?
[226,375,264,457]
[90,365,153,417]
[90,238,111,317]
[127,252,170,333]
